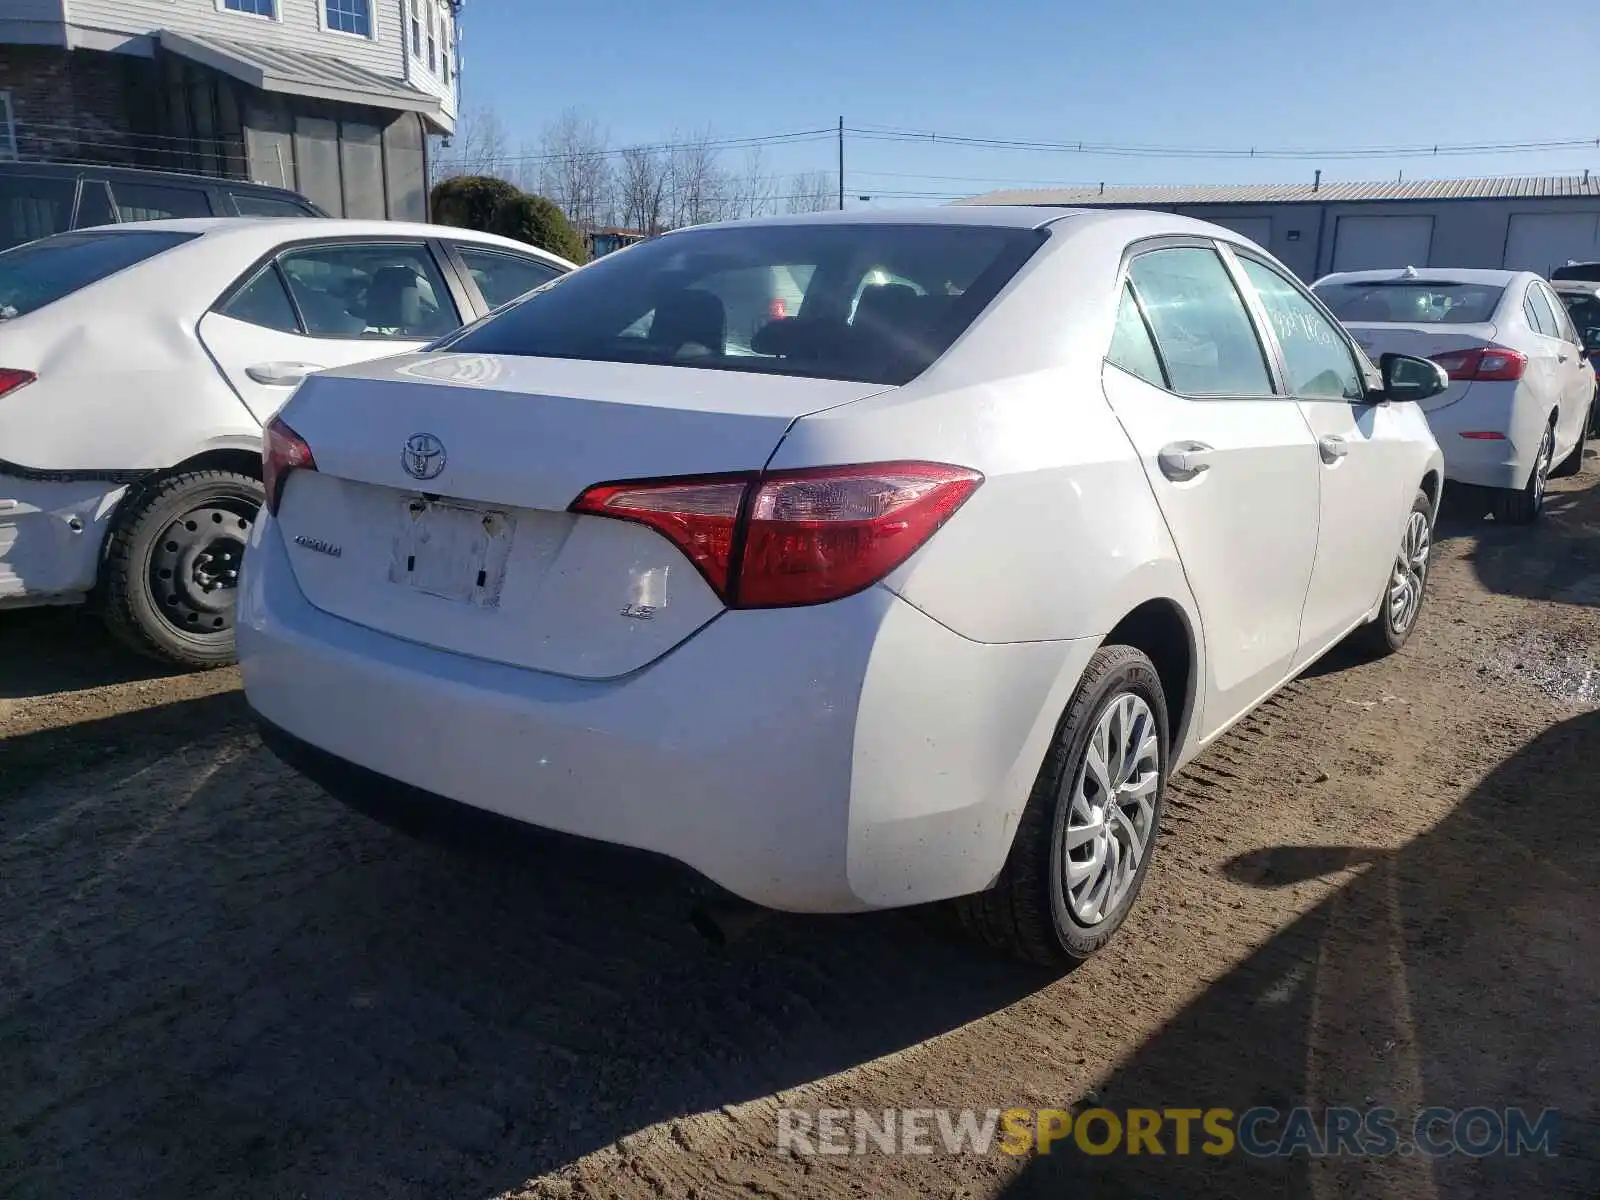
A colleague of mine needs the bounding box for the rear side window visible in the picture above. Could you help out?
[1315,281,1503,324]
[441,222,1044,386]
[232,193,317,218]
[0,174,76,251]
[1525,285,1560,338]
[220,265,301,333]
[276,241,460,339]
[110,182,213,222]
[0,230,196,319]
[455,245,565,309]
[1107,283,1166,387]
[1127,247,1274,397]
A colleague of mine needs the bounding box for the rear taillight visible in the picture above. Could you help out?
[1430,346,1527,382]
[572,462,983,608]
[263,417,316,515]
[0,368,36,398]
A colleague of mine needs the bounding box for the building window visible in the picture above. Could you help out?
[427,8,437,71]
[219,0,276,16]
[0,93,16,162]
[325,0,373,37]
[440,3,452,82]
[410,0,421,54]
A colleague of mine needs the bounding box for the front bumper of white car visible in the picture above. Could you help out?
[238,514,1093,913]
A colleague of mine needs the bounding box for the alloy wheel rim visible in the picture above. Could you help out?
[1533,427,1553,508]
[1062,693,1160,926]
[148,502,255,636]
[1388,509,1431,634]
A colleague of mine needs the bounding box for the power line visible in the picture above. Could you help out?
[844,125,1600,162]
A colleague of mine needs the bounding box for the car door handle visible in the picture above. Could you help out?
[245,361,321,387]
[1157,441,1215,482]
[1319,434,1349,463]
[1559,352,1570,363]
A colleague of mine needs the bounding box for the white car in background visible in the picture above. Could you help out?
[0,218,571,665]
[240,207,1447,966]
[1315,267,1595,523]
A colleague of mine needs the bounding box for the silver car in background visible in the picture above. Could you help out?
[1315,268,1594,523]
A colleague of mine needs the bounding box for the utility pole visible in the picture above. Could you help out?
[838,116,845,211]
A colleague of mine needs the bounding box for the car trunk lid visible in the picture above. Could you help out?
[1344,321,1497,411]
[271,352,888,679]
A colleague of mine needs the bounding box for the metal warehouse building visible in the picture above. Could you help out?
[963,176,1600,281]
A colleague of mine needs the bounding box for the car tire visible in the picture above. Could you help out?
[1491,420,1554,525]
[953,644,1169,969]
[101,469,263,668]
[1552,406,1589,478]
[1352,488,1434,658]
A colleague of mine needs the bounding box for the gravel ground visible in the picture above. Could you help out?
[2,463,1598,1200]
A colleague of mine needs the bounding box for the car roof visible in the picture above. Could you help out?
[72,217,576,268]
[1316,267,1529,287]
[683,204,1090,232]
[0,159,304,195]
[1551,279,1600,296]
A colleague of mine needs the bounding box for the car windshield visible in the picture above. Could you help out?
[0,230,197,319]
[1314,281,1504,325]
[438,222,1044,386]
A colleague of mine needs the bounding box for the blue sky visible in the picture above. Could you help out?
[457,0,1600,202]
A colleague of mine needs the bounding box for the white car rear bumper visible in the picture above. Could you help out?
[1424,380,1547,491]
[238,515,1093,913]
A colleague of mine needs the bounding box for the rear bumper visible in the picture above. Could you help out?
[1424,381,1543,491]
[0,471,127,603]
[239,515,1091,913]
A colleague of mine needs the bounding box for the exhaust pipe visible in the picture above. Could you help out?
[690,897,772,946]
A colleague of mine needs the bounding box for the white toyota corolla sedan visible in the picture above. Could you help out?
[1314,267,1595,523]
[241,207,1447,966]
[0,218,571,665]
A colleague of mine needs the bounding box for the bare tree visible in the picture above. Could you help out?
[537,107,613,232]
[618,144,668,234]
[735,145,778,219]
[785,170,836,213]
[667,129,733,228]
[433,105,510,181]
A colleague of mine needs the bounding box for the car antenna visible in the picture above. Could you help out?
[1402,265,1419,279]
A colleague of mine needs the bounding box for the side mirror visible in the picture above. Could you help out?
[1377,352,1449,403]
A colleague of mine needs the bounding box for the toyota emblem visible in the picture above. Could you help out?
[402,432,446,481]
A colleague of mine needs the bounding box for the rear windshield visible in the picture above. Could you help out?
[1558,290,1600,337]
[1550,262,1600,283]
[439,222,1044,385]
[1313,281,1503,325]
[0,230,197,320]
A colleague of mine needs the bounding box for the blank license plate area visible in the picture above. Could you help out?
[389,499,516,607]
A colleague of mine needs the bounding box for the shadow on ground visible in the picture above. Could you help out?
[0,705,1051,1199]
[996,708,1600,1199]
[0,607,186,701]
[1438,459,1600,607]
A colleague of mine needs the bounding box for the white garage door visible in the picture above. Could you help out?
[1503,213,1600,276]
[1332,215,1434,271]
[1208,216,1272,248]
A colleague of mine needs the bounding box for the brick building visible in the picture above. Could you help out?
[0,0,462,221]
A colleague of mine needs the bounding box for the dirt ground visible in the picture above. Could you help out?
[2,462,1598,1200]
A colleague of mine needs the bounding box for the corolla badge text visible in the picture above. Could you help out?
[293,534,342,558]
[402,432,447,481]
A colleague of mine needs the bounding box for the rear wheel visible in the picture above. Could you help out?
[1492,420,1553,525]
[1552,405,1589,478]
[102,469,262,668]
[953,644,1169,968]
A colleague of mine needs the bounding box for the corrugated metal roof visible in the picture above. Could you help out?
[159,29,443,119]
[962,176,1600,207]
